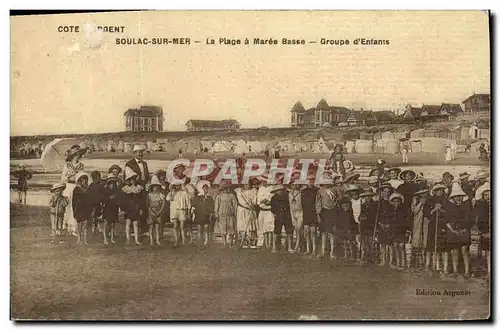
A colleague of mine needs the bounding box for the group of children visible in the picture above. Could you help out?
[45,159,491,278]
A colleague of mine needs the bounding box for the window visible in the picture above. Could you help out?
[334,114,339,122]
[316,112,320,121]
[292,114,296,122]
[152,118,156,128]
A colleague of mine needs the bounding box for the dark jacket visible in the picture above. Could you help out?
[474,199,490,233]
[271,191,292,221]
[73,186,92,222]
[444,200,473,231]
[124,159,150,187]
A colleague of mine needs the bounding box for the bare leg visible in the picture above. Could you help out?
[287,234,294,253]
[173,220,180,246]
[389,244,395,267]
[77,222,83,244]
[155,224,161,245]
[442,252,449,274]
[204,225,209,245]
[451,249,459,274]
[320,233,327,257]
[329,235,336,259]
[378,245,386,266]
[125,219,131,244]
[311,227,317,255]
[294,225,302,253]
[461,245,470,276]
[199,225,204,245]
[425,252,431,271]
[133,221,142,245]
[223,234,227,247]
[486,251,491,274]
[149,225,154,245]
[103,220,108,244]
[83,221,88,245]
[180,221,187,245]
[271,233,278,253]
[110,223,116,243]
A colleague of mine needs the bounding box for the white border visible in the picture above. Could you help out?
[4,1,498,328]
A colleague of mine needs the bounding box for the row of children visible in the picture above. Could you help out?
[47,161,491,277]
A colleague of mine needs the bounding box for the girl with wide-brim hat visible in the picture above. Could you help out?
[398,169,417,181]
[214,179,238,247]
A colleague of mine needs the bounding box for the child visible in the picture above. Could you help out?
[424,184,449,274]
[386,167,403,190]
[389,193,411,269]
[147,182,166,246]
[87,170,105,235]
[474,183,490,276]
[410,189,429,270]
[166,183,191,246]
[301,179,319,256]
[316,178,341,260]
[214,182,238,247]
[270,185,294,253]
[13,164,32,204]
[102,178,120,245]
[445,185,473,277]
[336,197,357,260]
[120,172,144,245]
[288,183,304,253]
[375,184,394,266]
[344,185,363,260]
[191,181,215,246]
[358,189,377,263]
[234,181,258,249]
[72,172,92,245]
[257,175,274,249]
[49,182,69,242]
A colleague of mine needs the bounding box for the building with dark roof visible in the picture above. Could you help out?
[402,102,463,122]
[290,99,351,128]
[124,106,164,132]
[186,119,241,132]
[462,93,490,114]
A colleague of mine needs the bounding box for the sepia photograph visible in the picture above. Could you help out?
[10,10,491,320]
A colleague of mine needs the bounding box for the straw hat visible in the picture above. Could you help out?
[108,164,122,174]
[414,189,429,196]
[125,172,139,181]
[442,172,454,181]
[195,179,211,194]
[430,183,446,196]
[75,171,89,183]
[475,171,489,181]
[458,172,471,180]
[376,183,394,193]
[367,176,379,185]
[343,172,360,184]
[389,192,404,203]
[343,160,354,171]
[344,184,363,194]
[368,169,381,177]
[475,182,490,201]
[359,189,375,198]
[448,184,468,202]
[66,145,88,162]
[270,184,286,193]
[50,182,66,193]
[398,169,416,181]
[133,144,147,152]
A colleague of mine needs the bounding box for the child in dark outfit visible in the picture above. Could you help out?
[474,184,491,275]
[301,181,319,255]
[102,178,120,244]
[271,185,293,253]
[87,171,105,235]
[336,197,357,260]
[376,184,394,266]
[389,193,411,269]
[73,172,92,245]
[358,190,377,263]
[424,184,449,273]
[13,164,32,204]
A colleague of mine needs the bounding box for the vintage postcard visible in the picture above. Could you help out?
[10,10,490,320]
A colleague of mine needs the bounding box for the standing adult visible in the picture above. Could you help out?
[124,144,150,235]
[61,145,88,236]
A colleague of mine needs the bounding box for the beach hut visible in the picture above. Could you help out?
[410,140,422,153]
[420,137,448,154]
[201,141,214,151]
[212,141,233,153]
[382,131,395,140]
[124,142,133,153]
[355,140,373,154]
[344,141,355,154]
[384,140,400,154]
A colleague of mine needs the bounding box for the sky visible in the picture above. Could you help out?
[10,11,490,136]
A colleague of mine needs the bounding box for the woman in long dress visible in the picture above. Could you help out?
[234,181,259,248]
[256,176,275,248]
[60,145,88,235]
[410,189,429,268]
[214,183,238,247]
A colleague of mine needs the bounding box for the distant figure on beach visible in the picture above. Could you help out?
[445,145,452,163]
[478,143,489,161]
[178,149,184,159]
[401,146,409,164]
[13,164,32,204]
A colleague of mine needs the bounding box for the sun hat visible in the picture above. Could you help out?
[75,171,89,183]
[442,172,454,180]
[50,182,66,193]
[475,182,490,201]
[343,172,360,184]
[368,176,379,185]
[376,183,394,193]
[475,171,489,181]
[430,183,446,196]
[195,180,211,194]
[66,145,88,162]
[108,164,122,174]
[458,172,471,180]
[125,172,139,181]
[19,164,26,169]
[133,144,147,153]
[368,169,381,177]
[414,189,429,196]
[343,160,355,171]
[359,189,375,198]
[270,184,286,193]
[398,169,417,181]
[448,184,468,202]
[389,192,404,203]
[344,184,363,194]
